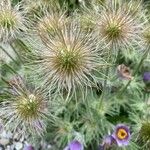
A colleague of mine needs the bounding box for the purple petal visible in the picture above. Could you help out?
[23,145,35,150]
[143,72,150,82]
[100,135,117,149]
[64,140,83,150]
[64,146,70,150]
[103,135,115,145]
[116,140,129,147]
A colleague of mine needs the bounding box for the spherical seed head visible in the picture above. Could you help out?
[143,27,150,45]
[96,1,143,49]
[105,23,121,40]
[0,77,48,136]
[32,23,102,97]
[100,12,138,47]
[37,12,68,39]
[36,0,59,8]
[22,0,60,16]
[139,122,150,143]
[0,1,26,43]
[16,94,44,121]
[78,14,95,32]
[52,47,84,77]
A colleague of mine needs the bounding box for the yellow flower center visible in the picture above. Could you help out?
[117,128,128,140]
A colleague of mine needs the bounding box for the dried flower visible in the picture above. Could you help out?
[0,0,26,43]
[143,26,150,45]
[22,0,59,12]
[112,124,131,147]
[95,1,143,49]
[36,11,68,40]
[117,64,133,80]
[31,22,104,98]
[0,76,48,136]
[139,122,150,144]
[64,140,84,150]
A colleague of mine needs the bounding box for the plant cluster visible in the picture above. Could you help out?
[0,0,150,150]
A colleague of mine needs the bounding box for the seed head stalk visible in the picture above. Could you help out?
[98,44,113,109]
[0,45,19,65]
[9,43,23,63]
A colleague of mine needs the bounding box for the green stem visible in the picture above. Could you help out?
[103,49,112,90]
[118,45,150,96]
[0,45,19,65]
[1,76,10,84]
[4,63,18,74]
[15,39,30,52]
[10,43,23,63]
[99,45,113,107]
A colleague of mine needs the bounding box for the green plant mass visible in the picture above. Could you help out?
[0,0,150,150]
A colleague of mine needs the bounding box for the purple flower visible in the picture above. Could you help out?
[99,135,116,150]
[23,145,35,150]
[64,140,84,150]
[103,135,115,146]
[143,72,150,83]
[112,124,131,147]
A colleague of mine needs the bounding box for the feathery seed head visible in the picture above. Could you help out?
[36,12,68,39]
[124,0,143,15]
[143,27,150,45]
[95,1,143,49]
[139,122,150,144]
[140,122,150,141]
[0,76,48,136]
[0,0,26,43]
[22,0,43,18]
[15,94,43,121]
[31,22,103,98]
[99,12,138,48]
[22,0,60,20]
[36,0,59,9]
[78,14,95,32]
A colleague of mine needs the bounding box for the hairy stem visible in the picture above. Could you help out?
[10,43,23,63]
[4,63,18,74]
[99,45,113,107]
[0,45,19,65]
